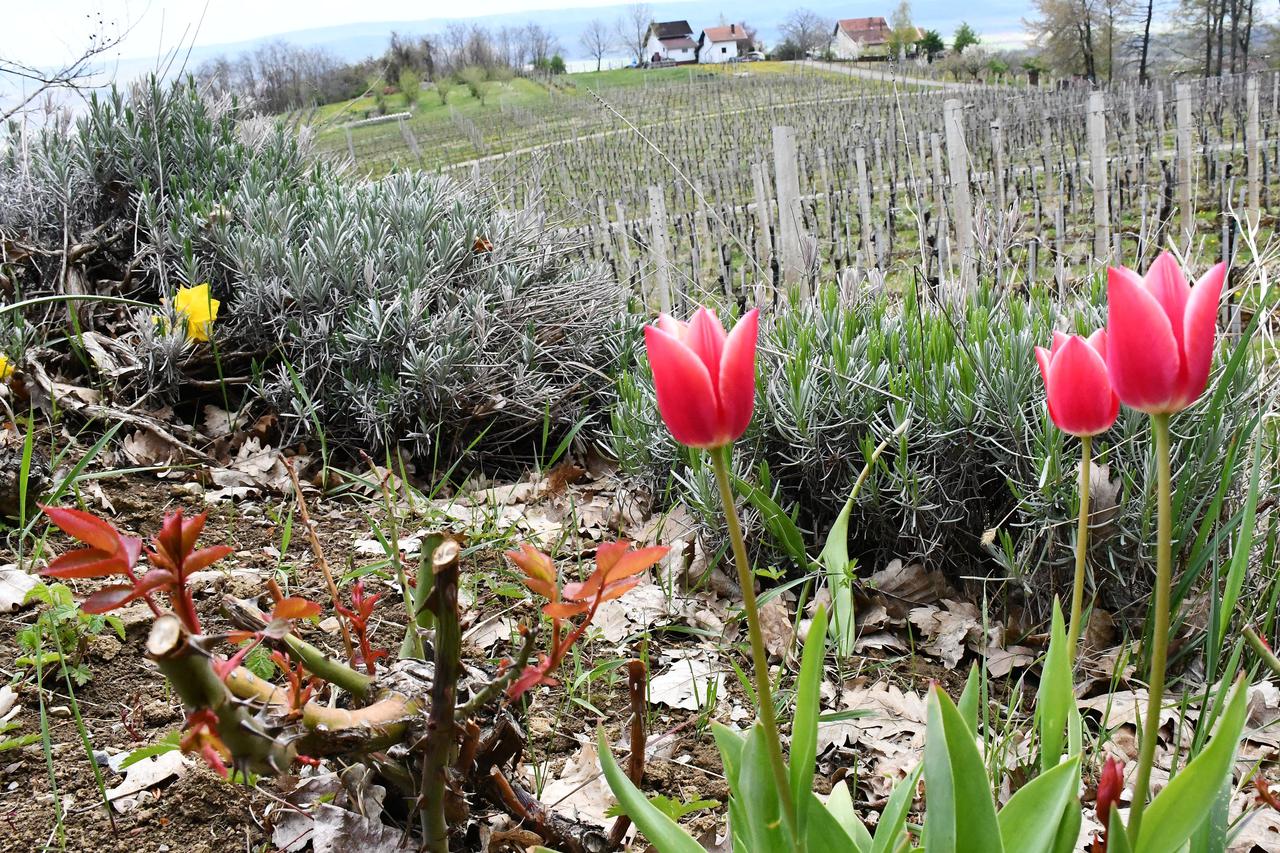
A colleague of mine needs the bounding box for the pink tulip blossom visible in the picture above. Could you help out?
[1035,330,1119,437]
[643,306,759,449]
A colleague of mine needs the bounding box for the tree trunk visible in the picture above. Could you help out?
[1138,0,1154,84]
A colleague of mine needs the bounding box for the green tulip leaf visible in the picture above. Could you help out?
[824,779,872,852]
[871,763,922,853]
[792,604,828,835]
[924,685,1004,853]
[957,663,980,737]
[997,755,1081,853]
[739,723,790,853]
[596,729,703,853]
[1036,599,1072,772]
[1136,677,1248,853]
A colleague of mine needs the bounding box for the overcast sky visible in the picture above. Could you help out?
[6,0,628,66]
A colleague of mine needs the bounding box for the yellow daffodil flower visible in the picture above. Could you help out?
[0,354,12,381]
[172,283,220,342]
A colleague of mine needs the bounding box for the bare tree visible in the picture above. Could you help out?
[580,19,612,72]
[1,23,127,122]
[521,23,559,68]
[616,3,653,64]
[781,9,832,58]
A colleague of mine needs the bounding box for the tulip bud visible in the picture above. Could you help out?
[1096,756,1125,826]
[1105,252,1225,414]
[643,306,759,450]
[1035,329,1119,437]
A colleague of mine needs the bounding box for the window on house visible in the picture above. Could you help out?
[721,46,727,54]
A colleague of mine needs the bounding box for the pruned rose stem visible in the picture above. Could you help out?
[1128,412,1172,844]
[710,444,800,849]
[422,539,462,853]
[222,595,374,700]
[147,614,295,774]
[1067,434,1093,665]
[608,659,649,847]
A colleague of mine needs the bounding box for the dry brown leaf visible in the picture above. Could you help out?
[908,599,981,669]
[538,740,616,828]
[861,559,953,620]
[759,597,794,660]
[649,649,722,711]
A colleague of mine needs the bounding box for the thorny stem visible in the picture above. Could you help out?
[1245,626,1280,679]
[455,623,537,719]
[1067,434,1092,666]
[1128,413,1172,845]
[609,659,649,847]
[710,445,800,850]
[422,540,462,853]
[285,457,356,662]
[222,595,374,700]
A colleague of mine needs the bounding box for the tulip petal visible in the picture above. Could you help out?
[1144,252,1190,347]
[1035,346,1052,388]
[1086,328,1107,361]
[685,307,727,379]
[1047,335,1118,436]
[1106,265,1179,413]
[717,308,759,444]
[1050,330,1069,357]
[656,314,686,338]
[1177,261,1225,409]
[644,324,721,448]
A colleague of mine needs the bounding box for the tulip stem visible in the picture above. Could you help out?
[709,445,801,850]
[1067,434,1092,667]
[1128,412,1172,845]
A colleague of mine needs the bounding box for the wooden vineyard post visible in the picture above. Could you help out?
[855,146,875,269]
[398,117,422,161]
[1176,84,1195,247]
[344,127,356,164]
[943,99,975,293]
[1087,92,1110,263]
[990,119,1006,214]
[1247,76,1261,231]
[751,162,773,279]
[772,125,808,297]
[930,131,949,276]
[647,186,673,313]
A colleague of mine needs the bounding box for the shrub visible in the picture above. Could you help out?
[611,282,1271,611]
[0,79,624,465]
[457,66,488,105]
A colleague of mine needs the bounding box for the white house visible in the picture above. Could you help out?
[830,17,893,60]
[698,23,752,63]
[643,20,698,65]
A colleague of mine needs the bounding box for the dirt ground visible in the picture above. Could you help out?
[0,473,770,852]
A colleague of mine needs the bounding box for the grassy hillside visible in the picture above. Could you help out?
[295,62,865,174]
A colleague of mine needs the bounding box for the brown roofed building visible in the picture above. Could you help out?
[644,20,698,64]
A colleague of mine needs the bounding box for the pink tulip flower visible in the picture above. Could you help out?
[1106,252,1226,414]
[1035,330,1119,437]
[643,306,759,449]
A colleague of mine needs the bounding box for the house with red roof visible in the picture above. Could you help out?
[697,23,754,63]
[831,16,920,59]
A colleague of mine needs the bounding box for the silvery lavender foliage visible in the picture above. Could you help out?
[1,80,311,397]
[2,80,624,462]
[224,169,623,458]
[612,283,1269,610]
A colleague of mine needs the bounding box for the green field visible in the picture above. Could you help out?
[297,62,870,174]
